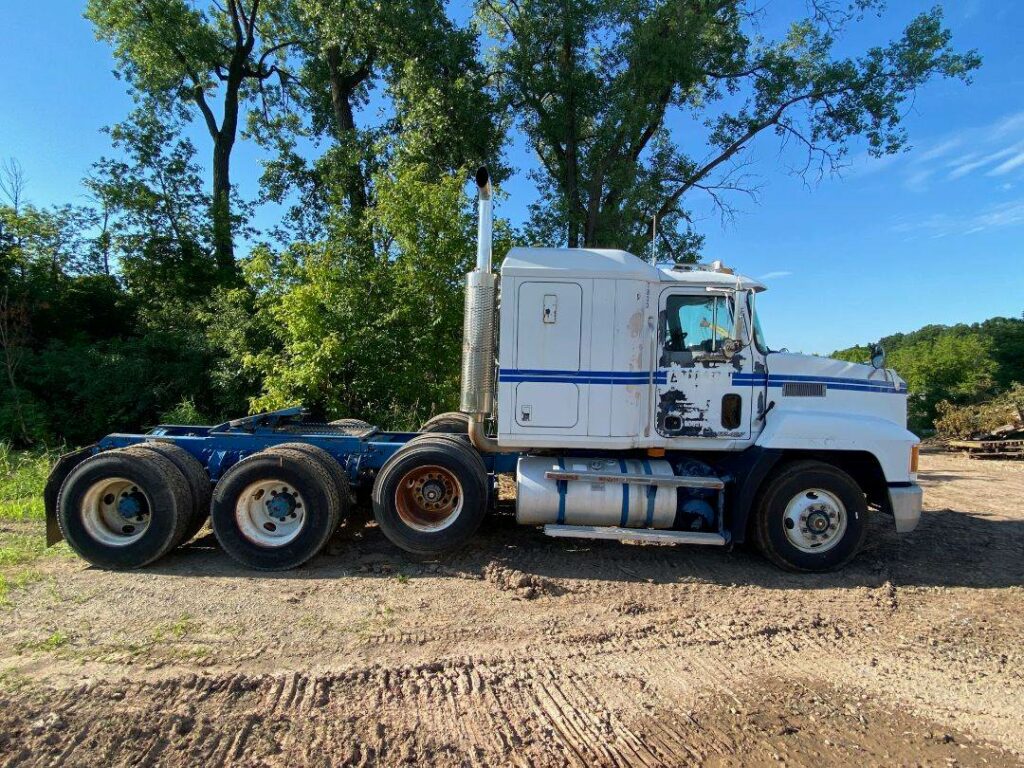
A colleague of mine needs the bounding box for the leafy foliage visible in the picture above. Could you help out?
[832,317,1024,433]
[934,384,1024,439]
[0,1,983,447]
[477,0,980,257]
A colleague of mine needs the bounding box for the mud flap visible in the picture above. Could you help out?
[43,445,97,547]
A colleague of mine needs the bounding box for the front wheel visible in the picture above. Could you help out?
[753,460,868,572]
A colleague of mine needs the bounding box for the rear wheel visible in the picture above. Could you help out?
[131,442,211,543]
[754,460,868,572]
[56,449,192,569]
[372,436,487,555]
[211,450,340,570]
[330,418,371,430]
[419,411,470,434]
[267,443,352,525]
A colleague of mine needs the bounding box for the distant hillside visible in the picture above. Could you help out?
[831,316,1024,433]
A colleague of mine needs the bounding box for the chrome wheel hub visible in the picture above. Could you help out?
[235,480,307,547]
[782,488,847,553]
[81,477,152,546]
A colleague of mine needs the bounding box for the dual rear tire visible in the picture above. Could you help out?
[57,442,354,571]
[56,448,197,570]
[210,444,348,571]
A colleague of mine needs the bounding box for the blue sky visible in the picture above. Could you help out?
[1,1,1022,354]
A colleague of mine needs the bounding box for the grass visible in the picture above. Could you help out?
[0,445,66,606]
[0,444,54,522]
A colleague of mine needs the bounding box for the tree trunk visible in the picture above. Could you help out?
[326,45,370,213]
[211,137,234,272]
[210,62,244,276]
[0,290,31,446]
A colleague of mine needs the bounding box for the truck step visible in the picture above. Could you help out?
[543,525,728,546]
[544,469,724,490]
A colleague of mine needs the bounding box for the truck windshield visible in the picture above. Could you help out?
[663,294,734,354]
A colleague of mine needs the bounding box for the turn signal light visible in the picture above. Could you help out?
[910,445,920,473]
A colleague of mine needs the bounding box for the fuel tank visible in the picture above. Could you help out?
[516,456,677,528]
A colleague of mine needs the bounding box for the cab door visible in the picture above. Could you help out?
[652,288,754,442]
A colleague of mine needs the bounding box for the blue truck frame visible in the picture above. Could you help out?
[43,407,522,547]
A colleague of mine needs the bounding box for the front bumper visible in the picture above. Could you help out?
[888,483,923,533]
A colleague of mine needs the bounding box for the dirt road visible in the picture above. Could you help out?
[1,451,1022,766]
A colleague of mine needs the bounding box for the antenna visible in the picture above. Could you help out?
[651,213,657,263]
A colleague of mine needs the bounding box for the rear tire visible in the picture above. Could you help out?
[56,449,192,569]
[330,418,371,430]
[267,442,352,519]
[372,436,487,555]
[132,442,211,543]
[211,450,340,570]
[419,412,470,434]
[754,460,868,572]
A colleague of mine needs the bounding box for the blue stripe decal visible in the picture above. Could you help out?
[499,368,904,393]
[641,459,655,528]
[556,457,567,525]
[618,459,629,527]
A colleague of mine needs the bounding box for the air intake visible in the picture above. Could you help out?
[782,382,826,397]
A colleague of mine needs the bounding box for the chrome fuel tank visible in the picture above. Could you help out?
[516,456,676,528]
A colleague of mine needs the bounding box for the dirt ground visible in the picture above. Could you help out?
[1,450,1022,767]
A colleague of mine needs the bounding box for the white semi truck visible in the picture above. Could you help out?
[45,167,922,573]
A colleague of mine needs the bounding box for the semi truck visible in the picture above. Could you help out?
[44,168,922,573]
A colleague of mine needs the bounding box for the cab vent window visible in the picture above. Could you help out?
[782,382,826,397]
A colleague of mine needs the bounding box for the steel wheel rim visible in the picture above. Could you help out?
[235,479,307,548]
[782,487,847,553]
[81,477,152,547]
[394,465,463,532]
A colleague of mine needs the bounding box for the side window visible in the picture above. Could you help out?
[662,295,734,355]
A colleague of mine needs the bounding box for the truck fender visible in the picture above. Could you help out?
[43,445,98,547]
[755,410,918,484]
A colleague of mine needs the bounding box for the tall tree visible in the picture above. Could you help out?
[87,0,299,271]
[233,0,506,423]
[478,0,981,256]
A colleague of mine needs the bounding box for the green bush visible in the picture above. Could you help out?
[0,445,53,521]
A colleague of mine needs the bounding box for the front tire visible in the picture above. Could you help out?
[754,460,868,572]
[372,436,487,555]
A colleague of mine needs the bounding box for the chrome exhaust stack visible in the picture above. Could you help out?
[461,167,499,452]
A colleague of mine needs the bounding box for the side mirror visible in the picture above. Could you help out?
[870,343,886,369]
[732,289,754,348]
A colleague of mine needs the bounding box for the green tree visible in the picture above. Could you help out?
[887,334,996,433]
[223,0,505,425]
[86,0,300,270]
[477,0,980,257]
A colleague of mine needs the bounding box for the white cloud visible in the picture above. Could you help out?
[917,138,961,162]
[988,151,1024,176]
[758,270,792,280]
[885,113,1024,187]
[904,169,933,191]
[891,198,1024,238]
